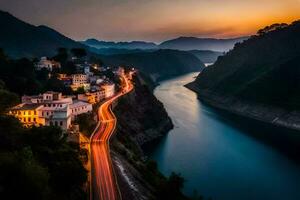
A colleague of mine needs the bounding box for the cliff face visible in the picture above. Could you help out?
[186,20,300,132]
[110,74,173,200]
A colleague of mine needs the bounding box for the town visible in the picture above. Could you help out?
[8,52,130,139]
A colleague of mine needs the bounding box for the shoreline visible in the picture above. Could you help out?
[185,81,300,134]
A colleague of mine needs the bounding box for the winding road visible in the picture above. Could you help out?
[90,73,133,200]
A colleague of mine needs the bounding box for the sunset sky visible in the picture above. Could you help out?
[1,0,300,42]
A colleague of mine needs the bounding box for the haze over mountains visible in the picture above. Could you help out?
[0,10,205,81]
[82,36,247,52]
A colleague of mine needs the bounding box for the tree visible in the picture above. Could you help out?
[74,113,96,137]
[71,48,87,58]
[257,23,288,35]
[0,88,19,112]
[158,172,187,200]
[76,87,85,94]
[52,47,68,64]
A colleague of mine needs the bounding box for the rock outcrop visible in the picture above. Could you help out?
[110,73,173,200]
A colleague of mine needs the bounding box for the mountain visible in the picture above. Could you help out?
[82,39,158,50]
[187,20,300,130]
[188,50,223,63]
[159,36,248,52]
[88,47,155,55]
[100,49,205,81]
[83,37,248,52]
[0,10,87,58]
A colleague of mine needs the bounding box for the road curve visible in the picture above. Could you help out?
[90,73,133,200]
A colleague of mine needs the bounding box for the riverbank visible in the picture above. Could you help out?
[186,81,300,133]
[110,73,194,200]
[148,73,300,200]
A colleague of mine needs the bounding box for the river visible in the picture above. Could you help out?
[147,72,300,200]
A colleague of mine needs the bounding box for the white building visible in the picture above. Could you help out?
[101,82,115,98]
[77,89,106,104]
[72,74,88,85]
[36,57,61,71]
[12,91,93,131]
[70,100,93,120]
[70,74,90,91]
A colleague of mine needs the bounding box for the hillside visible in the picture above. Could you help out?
[188,50,223,63]
[159,36,248,52]
[82,39,158,50]
[0,10,87,58]
[100,49,205,81]
[187,20,300,130]
[89,47,155,55]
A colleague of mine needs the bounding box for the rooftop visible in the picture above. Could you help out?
[69,100,91,109]
[11,103,43,111]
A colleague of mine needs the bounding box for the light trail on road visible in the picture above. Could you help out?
[90,73,133,200]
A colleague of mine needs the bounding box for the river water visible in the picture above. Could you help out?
[147,72,300,200]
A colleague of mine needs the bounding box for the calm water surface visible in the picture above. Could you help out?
[148,72,300,200]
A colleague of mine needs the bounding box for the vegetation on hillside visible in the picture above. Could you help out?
[0,93,87,199]
[191,20,300,109]
[0,49,88,199]
[100,49,205,81]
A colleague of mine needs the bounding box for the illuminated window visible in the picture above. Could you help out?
[28,111,31,115]
[34,111,36,115]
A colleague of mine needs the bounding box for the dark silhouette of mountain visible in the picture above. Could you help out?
[83,37,248,52]
[0,11,204,81]
[82,39,158,50]
[89,47,155,55]
[100,49,205,81]
[188,50,223,63]
[159,36,248,52]
[0,10,86,58]
[188,20,300,109]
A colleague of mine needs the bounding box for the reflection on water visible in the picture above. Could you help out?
[147,72,300,200]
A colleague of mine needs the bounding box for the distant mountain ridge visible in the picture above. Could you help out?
[159,36,248,52]
[188,50,223,63]
[83,36,248,52]
[0,10,87,58]
[0,10,204,82]
[82,39,158,50]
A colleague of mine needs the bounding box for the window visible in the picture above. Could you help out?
[28,111,31,115]
[23,111,26,115]
[28,118,31,122]
[24,118,26,122]
[34,111,36,115]
[18,111,21,115]
[50,121,53,126]
[55,121,58,126]
[60,121,63,126]
[33,118,36,122]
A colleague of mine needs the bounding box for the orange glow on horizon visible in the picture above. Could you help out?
[0,0,300,41]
